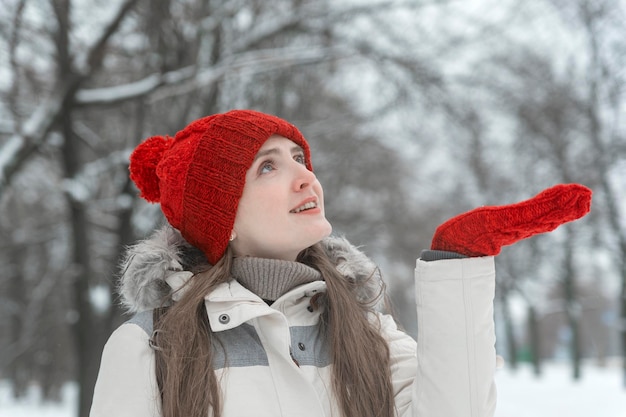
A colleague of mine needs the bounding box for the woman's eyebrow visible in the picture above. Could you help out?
[253,145,304,161]
[253,148,279,161]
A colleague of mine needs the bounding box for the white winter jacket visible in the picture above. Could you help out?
[90,227,497,417]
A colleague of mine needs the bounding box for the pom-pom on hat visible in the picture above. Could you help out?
[129,109,312,264]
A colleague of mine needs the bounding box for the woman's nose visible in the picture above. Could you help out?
[293,163,316,191]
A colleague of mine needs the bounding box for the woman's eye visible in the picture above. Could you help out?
[294,154,306,165]
[260,161,275,174]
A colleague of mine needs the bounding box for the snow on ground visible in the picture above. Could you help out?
[0,362,624,417]
[0,381,77,417]
[495,362,626,417]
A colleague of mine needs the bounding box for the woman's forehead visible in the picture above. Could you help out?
[257,135,303,153]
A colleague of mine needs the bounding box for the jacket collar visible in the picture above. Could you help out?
[201,279,328,331]
[118,224,385,313]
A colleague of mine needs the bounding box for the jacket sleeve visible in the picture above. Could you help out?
[90,322,161,417]
[386,256,497,417]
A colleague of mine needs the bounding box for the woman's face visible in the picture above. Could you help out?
[231,135,332,261]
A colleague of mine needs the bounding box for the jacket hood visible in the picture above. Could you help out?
[118,224,386,313]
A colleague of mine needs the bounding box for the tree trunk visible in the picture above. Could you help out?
[527,305,542,377]
[500,289,518,370]
[60,105,102,417]
[620,259,626,386]
[52,1,97,414]
[7,247,28,398]
[563,227,582,380]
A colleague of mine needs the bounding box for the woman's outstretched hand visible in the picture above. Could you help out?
[430,184,592,257]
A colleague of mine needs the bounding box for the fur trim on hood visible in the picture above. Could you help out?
[118,224,386,313]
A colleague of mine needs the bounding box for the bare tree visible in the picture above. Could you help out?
[537,0,626,383]
[430,0,624,380]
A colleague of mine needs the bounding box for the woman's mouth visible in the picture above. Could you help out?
[290,201,318,213]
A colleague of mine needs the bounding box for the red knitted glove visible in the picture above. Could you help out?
[430,184,592,257]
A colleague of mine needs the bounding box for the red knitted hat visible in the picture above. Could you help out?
[129,109,312,264]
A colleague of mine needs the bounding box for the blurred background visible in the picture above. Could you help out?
[0,0,625,416]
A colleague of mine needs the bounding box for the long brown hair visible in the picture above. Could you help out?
[154,243,394,417]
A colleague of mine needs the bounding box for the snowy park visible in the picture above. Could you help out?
[2,0,626,416]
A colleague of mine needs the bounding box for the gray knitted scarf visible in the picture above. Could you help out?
[231,257,322,302]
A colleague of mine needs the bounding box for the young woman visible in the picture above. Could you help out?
[90,109,591,417]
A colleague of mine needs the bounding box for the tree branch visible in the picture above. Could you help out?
[75,46,347,105]
[0,0,141,197]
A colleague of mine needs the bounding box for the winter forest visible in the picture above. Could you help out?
[1,0,625,416]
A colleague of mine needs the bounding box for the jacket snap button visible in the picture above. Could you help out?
[218,314,230,324]
[298,342,305,351]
